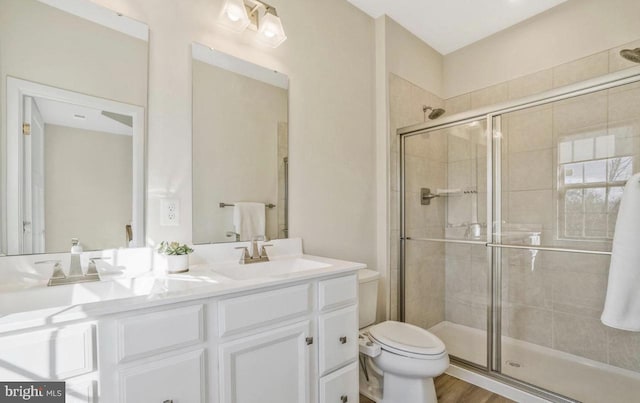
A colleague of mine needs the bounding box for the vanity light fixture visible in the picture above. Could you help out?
[220,0,287,48]
[220,0,250,32]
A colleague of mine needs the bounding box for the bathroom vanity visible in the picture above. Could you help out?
[0,239,362,403]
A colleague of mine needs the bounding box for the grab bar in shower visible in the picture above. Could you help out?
[219,202,276,209]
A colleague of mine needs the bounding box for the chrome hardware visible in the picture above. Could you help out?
[125,224,133,244]
[235,246,251,264]
[340,395,348,403]
[87,257,111,277]
[219,202,276,209]
[421,188,438,205]
[236,237,272,264]
[339,336,347,344]
[305,337,313,345]
[36,260,66,286]
[226,231,240,241]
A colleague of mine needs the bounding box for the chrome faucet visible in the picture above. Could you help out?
[36,256,108,286]
[235,236,273,264]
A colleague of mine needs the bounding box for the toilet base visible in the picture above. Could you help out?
[381,373,437,403]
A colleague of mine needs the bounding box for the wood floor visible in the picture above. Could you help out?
[359,374,514,403]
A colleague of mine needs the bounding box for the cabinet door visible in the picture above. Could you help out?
[319,362,358,403]
[219,321,312,403]
[119,349,205,403]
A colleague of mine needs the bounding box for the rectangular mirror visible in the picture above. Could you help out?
[0,0,148,255]
[192,43,289,244]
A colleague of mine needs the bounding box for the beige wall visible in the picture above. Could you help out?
[90,0,378,271]
[0,0,147,252]
[385,16,444,98]
[192,60,286,244]
[44,124,132,252]
[444,0,640,97]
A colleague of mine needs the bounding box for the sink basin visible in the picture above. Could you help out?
[0,276,214,315]
[209,258,331,280]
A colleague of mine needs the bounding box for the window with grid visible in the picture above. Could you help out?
[558,132,634,240]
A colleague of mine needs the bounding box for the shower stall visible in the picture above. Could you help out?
[398,67,640,402]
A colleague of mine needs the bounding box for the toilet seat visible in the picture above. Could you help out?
[368,321,446,359]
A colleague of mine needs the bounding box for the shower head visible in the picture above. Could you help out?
[422,105,446,120]
[620,48,640,64]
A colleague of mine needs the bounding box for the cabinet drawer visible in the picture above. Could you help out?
[0,324,94,380]
[319,275,357,312]
[117,304,204,362]
[319,305,358,376]
[319,361,358,403]
[119,349,205,403]
[219,284,312,337]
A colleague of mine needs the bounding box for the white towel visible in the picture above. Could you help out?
[233,202,266,242]
[601,172,640,331]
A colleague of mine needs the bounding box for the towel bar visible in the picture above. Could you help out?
[219,202,276,209]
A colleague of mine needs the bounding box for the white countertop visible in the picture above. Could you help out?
[0,253,365,334]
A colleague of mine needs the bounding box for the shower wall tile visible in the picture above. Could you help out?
[471,82,509,109]
[553,312,608,363]
[609,39,640,73]
[506,106,553,153]
[508,149,553,191]
[446,298,487,331]
[389,267,398,321]
[503,305,553,348]
[553,92,608,135]
[551,270,607,311]
[608,86,640,122]
[389,74,445,330]
[608,329,640,372]
[508,69,553,100]
[507,190,554,230]
[444,93,471,115]
[552,51,609,88]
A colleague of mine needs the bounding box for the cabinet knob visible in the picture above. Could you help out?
[340,395,348,403]
[306,337,314,345]
[163,400,173,403]
[339,336,347,344]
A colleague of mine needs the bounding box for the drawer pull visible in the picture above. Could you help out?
[163,400,173,403]
[306,337,314,345]
[340,395,348,403]
[339,336,347,344]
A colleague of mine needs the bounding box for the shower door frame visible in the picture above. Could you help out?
[398,65,640,403]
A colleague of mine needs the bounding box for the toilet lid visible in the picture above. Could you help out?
[368,321,445,357]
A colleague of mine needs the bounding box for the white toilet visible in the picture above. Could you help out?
[358,269,449,403]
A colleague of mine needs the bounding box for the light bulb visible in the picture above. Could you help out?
[226,9,241,22]
[263,29,276,38]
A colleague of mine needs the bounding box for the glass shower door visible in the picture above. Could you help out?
[493,82,640,402]
[402,119,490,368]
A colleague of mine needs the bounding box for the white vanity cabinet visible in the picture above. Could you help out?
[0,269,359,403]
[216,283,315,403]
[0,322,98,403]
[317,275,359,403]
[98,303,207,403]
[215,273,358,403]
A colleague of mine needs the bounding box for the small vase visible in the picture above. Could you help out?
[165,254,189,274]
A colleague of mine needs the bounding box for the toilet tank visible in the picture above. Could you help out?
[358,269,380,328]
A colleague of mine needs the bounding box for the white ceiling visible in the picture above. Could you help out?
[346,0,568,54]
[34,97,133,136]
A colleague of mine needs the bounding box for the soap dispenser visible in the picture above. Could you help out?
[69,238,83,277]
